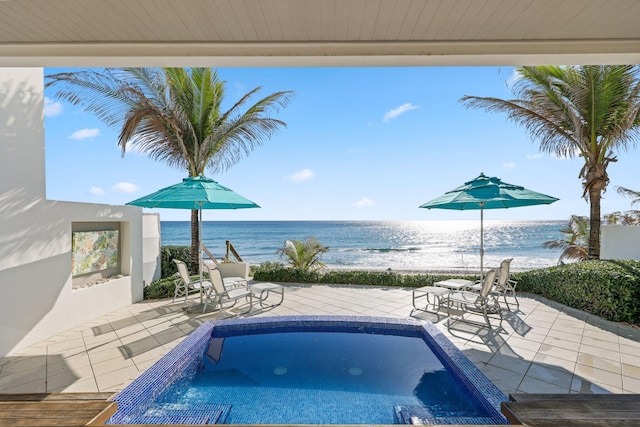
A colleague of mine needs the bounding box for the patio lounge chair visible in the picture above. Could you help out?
[493,258,519,310]
[444,268,502,329]
[202,264,253,314]
[172,259,213,304]
[467,258,519,311]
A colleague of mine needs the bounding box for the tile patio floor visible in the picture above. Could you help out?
[1,282,640,397]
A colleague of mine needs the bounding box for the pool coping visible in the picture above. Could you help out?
[108,315,508,425]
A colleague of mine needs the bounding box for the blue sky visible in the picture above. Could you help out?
[44,66,640,222]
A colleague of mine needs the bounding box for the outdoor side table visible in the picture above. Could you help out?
[434,278,475,291]
[250,283,285,308]
[412,286,450,311]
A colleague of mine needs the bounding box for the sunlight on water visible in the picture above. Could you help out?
[161,220,565,272]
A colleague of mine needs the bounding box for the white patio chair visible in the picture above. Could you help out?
[172,259,213,304]
[493,258,519,310]
[467,258,519,311]
[202,265,253,314]
[444,268,502,329]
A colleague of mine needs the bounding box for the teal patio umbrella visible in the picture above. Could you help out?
[419,173,558,276]
[127,175,260,295]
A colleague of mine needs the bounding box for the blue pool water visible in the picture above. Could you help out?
[171,332,485,424]
[108,317,508,425]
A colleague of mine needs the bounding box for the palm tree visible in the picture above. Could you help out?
[543,215,589,263]
[610,186,640,224]
[277,237,329,271]
[47,68,293,272]
[461,65,640,259]
[617,186,640,206]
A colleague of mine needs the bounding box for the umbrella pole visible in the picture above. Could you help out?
[198,205,204,304]
[480,205,484,280]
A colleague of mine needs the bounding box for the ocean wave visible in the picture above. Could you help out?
[338,247,422,253]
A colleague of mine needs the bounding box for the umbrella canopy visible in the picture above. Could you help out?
[126,175,260,210]
[419,173,558,275]
[127,175,259,302]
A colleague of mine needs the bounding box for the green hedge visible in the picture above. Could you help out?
[513,260,640,324]
[252,263,477,287]
[160,246,192,279]
[144,276,177,300]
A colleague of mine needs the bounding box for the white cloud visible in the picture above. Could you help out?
[70,128,100,140]
[502,162,516,169]
[111,182,139,193]
[287,169,314,182]
[526,153,543,160]
[383,103,419,123]
[355,197,374,208]
[44,97,63,117]
[89,186,105,196]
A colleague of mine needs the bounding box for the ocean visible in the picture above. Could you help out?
[160,220,565,273]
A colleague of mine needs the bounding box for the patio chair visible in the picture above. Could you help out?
[202,264,253,314]
[466,258,519,311]
[202,261,248,290]
[444,268,502,329]
[172,259,213,304]
[493,258,519,310]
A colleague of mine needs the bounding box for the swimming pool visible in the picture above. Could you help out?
[108,316,508,425]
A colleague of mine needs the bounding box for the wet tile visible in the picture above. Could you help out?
[622,363,640,380]
[577,353,622,374]
[578,344,621,362]
[574,363,622,389]
[537,343,579,363]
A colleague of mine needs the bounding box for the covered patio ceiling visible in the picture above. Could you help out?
[1,0,639,67]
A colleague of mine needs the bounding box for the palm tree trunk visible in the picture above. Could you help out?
[588,188,601,259]
[190,209,199,274]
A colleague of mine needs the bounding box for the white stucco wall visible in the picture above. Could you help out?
[0,67,144,357]
[142,213,161,284]
[601,225,640,261]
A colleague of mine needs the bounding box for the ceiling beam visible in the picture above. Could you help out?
[2,39,640,67]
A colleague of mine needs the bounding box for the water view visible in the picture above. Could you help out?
[160,220,564,272]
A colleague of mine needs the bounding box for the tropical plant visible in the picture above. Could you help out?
[276,237,329,271]
[461,65,640,259]
[605,210,640,225]
[543,215,589,263]
[617,186,640,206]
[46,68,293,272]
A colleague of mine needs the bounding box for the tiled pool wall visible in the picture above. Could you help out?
[420,322,508,424]
[108,315,508,425]
[107,321,214,424]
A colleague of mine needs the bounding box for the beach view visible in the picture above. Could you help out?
[161,219,565,273]
[3,3,640,424]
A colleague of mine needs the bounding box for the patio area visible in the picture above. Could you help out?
[1,282,640,397]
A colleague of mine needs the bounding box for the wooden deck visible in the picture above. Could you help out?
[502,393,640,426]
[0,393,116,426]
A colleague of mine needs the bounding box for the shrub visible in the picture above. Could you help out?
[513,259,640,324]
[160,246,192,279]
[144,276,177,300]
[252,264,477,287]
